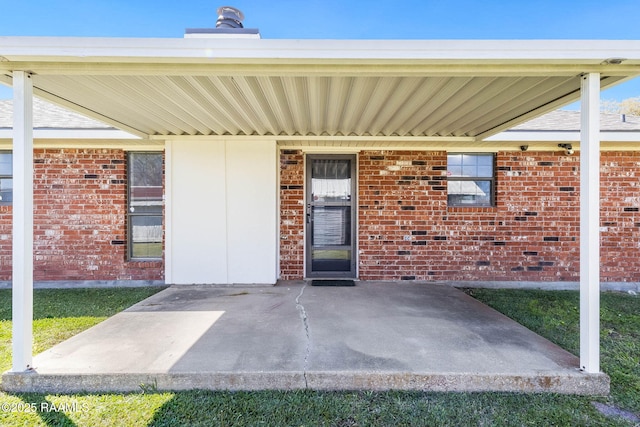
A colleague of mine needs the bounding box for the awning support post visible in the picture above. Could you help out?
[579,72,600,373]
[11,71,34,372]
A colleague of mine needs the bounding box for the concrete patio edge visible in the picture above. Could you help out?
[1,282,613,396]
[2,279,638,292]
[2,370,609,395]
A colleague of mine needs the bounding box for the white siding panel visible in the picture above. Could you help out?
[166,139,278,285]
[167,140,228,284]
[225,140,278,284]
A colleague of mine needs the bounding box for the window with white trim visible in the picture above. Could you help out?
[447,153,495,207]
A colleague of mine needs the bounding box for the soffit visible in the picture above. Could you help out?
[1,38,639,140]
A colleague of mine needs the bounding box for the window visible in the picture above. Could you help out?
[0,151,12,205]
[447,153,495,207]
[128,152,163,260]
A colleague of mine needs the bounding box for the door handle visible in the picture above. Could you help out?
[306,204,312,224]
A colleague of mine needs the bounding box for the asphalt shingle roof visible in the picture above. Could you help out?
[0,98,113,129]
[509,110,640,132]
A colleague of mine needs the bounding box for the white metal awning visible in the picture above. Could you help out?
[1,38,640,140]
[3,36,640,379]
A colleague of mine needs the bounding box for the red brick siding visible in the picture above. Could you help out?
[459,151,581,282]
[2,148,637,284]
[0,148,163,282]
[358,151,450,280]
[279,149,640,283]
[600,152,640,282]
[279,150,305,279]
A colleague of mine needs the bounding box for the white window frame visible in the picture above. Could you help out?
[127,151,164,261]
[0,151,12,206]
[447,153,496,207]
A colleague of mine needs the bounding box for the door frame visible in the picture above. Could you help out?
[305,154,357,279]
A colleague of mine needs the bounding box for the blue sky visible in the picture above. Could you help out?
[1,0,640,104]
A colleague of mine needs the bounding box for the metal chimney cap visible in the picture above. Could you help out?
[216,6,245,28]
[217,6,245,21]
[185,5,259,38]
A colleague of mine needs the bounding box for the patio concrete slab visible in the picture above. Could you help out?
[2,282,609,394]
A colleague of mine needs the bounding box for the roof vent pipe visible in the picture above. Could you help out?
[621,114,626,123]
[184,6,259,38]
[216,6,245,28]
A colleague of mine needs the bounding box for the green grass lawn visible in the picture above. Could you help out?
[469,289,640,416]
[0,287,638,426]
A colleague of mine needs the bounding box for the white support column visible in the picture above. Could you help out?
[11,71,34,372]
[579,72,600,373]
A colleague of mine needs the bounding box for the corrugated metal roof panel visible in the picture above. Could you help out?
[37,74,571,137]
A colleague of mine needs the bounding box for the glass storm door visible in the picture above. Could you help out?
[306,155,356,278]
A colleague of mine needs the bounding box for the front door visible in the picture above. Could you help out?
[306,155,356,278]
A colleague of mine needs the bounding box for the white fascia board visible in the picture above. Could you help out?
[151,134,475,142]
[0,129,137,139]
[487,130,640,142]
[487,131,579,142]
[0,138,162,150]
[32,129,137,139]
[2,37,640,63]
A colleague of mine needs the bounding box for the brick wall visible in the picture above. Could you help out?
[279,149,640,283]
[3,147,637,284]
[358,151,450,280]
[0,148,163,282]
[279,150,305,279]
[600,152,640,282]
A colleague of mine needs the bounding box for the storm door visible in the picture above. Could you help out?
[306,155,356,278]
